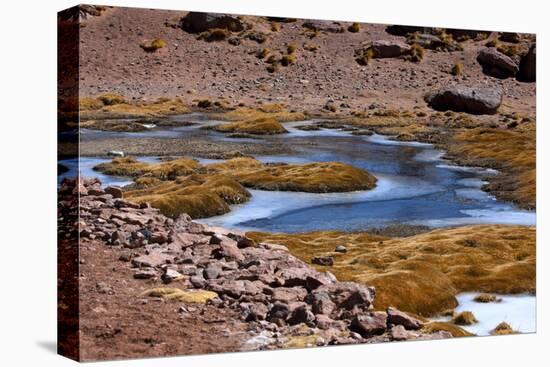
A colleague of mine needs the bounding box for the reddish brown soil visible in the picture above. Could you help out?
[76,7,535,116]
[78,241,249,361]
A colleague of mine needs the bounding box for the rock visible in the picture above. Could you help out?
[269,287,308,303]
[390,325,410,341]
[311,256,334,266]
[334,245,347,253]
[104,186,123,198]
[216,237,245,261]
[203,264,221,280]
[305,291,336,315]
[133,268,157,279]
[132,251,173,268]
[387,307,424,330]
[162,268,184,284]
[267,301,291,323]
[314,314,347,331]
[445,28,491,41]
[350,312,388,337]
[477,47,519,78]
[312,282,375,311]
[302,21,344,33]
[519,44,536,82]
[190,275,206,288]
[287,304,315,326]
[110,230,129,247]
[386,25,433,36]
[499,32,520,43]
[241,302,269,321]
[180,12,244,33]
[425,85,503,115]
[365,40,411,58]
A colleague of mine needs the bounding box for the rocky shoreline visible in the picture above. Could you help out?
[59,177,451,360]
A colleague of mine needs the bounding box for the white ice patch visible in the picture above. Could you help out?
[282,121,355,138]
[365,133,433,147]
[434,292,536,336]
[414,149,445,162]
[413,207,536,227]
[437,164,498,176]
[198,173,443,229]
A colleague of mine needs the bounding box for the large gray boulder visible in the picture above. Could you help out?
[425,85,503,115]
[363,40,411,58]
[519,44,536,82]
[477,47,519,78]
[180,12,244,33]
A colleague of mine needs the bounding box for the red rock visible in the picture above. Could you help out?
[350,311,388,337]
[387,307,424,330]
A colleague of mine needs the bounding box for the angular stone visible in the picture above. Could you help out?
[350,312,388,337]
[387,307,424,330]
[425,85,503,115]
[268,287,308,303]
[305,291,336,315]
[390,324,410,341]
[133,268,157,279]
[104,186,123,198]
[180,12,244,33]
[162,268,184,284]
[334,245,347,253]
[315,314,347,331]
[477,47,519,78]
[132,251,173,268]
[287,303,315,326]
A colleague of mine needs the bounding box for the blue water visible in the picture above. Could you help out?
[64,116,536,231]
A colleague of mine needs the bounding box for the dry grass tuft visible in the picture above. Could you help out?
[490,322,516,335]
[212,106,306,124]
[473,293,501,303]
[140,38,166,52]
[140,288,218,303]
[303,43,318,52]
[213,117,288,135]
[286,44,298,54]
[79,95,188,120]
[452,311,478,326]
[450,62,463,76]
[208,157,377,193]
[422,322,474,337]
[406,43,425,62]
[125,174,251,219]
[94,157,200,180]
[280,54,296,66]
[197,28,230,42]
[248,225,535,316]
[348,22,361,33]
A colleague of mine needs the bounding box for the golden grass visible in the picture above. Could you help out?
[79,95,189,120]
[422,322,474,337]
[213,117,288,135]
[212,105,306,123]
[139,38,166,52]
[197,28,229,42]
[449,128,536,209]
[208,157,377,192]
[140,288,218,303]
[94,157,200,180]
[348,22,361,33]
[407,43,425,62]
[473,293,500,303]
[286,44,297,54]
[451,62,463,76]
[490,322,516,335]
[452,311,478,325]
[281,54,296,66]
[248,225,535,317]
[125,174,251,219]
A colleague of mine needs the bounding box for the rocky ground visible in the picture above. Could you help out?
[71,7,535,117]
[59,178,451,361]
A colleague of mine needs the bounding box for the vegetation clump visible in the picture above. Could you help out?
[348,22,361,33]
[79,95,188,120]
[280,54,296,66]
[197,28,230,42]
[473,293,501,303]
[452,311,478,326]
[139,38,166,52]
[421,322,474,337]
[213,117,288,135]
[140,288,218,303]
[94,157,200,180]
[406,43,425,62]
[248,225,535,316]
[490,322,516,335]
[450,62,463,76]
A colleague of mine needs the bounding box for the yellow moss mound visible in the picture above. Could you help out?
[449,127,535,209]
[422,322,474,337]
[208,157,377,192]
[94,157,200,180]
[212,105,306,123]
[140,288,218,303]
[248,225,535,316]
[490,322,516,335]
[213,117,288,135]
[452,311,478,326]
[79,95,188,119]
[124,174,251,219]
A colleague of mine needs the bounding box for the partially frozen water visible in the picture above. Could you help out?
[69,116,535,231]
[434,292,536,336]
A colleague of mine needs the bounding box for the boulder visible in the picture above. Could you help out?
[350,312,388,337]
[334,245,348,253]
[312,282,375,311]
[387,307,424,330]
[133,268,157,279]
[477,47,519,78]
[425,85,503,115]
[518,44,536,82]
[311,256,334,266]
[132,251,173,268]
[268,287,308,303]
[287,303,315,326]
[314,314,347,331]
[305,291,336,315]
[364,40,411,58]
[162,268,184,284]
[390,325,410,341]
[499,32,520,43]
[302,20,344,33]
[445,28,491,41]
[180,12,244,33]
[104,186,123,199]
[386,25,435,36]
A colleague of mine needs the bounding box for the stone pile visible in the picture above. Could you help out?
[59,177,452,349]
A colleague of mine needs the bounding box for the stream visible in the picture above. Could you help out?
[60,114,536,233]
